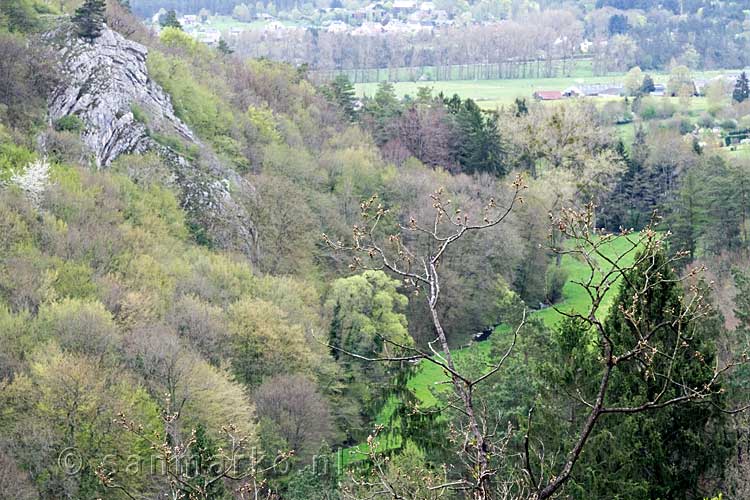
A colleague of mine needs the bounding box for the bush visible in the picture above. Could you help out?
[42,129,87,164]
[678,117,693,135]
[130,103,148,125]
[53,114,84,133]
[721,118,738,130]
[697,113,715,128]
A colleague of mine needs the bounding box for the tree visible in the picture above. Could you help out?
[640,74,656,94]
[217,38,232,55]
[733,71,750,103]
[72,0,107,42]
[608,13,629,35]
[0,0,38,32]
[327,196,747,499]
[160,9,182,30]
[182,424,229,500]
[542,246,732,498]
[227,298,315,387]
[623,66,644,96]
[453,98,506,176]
[324,75,356,121]
[254,375,334,462]
[667,65,694,97]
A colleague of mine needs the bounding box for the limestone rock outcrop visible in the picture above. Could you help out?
[46,23,257,259]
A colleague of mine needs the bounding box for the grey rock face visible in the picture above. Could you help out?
[47,24,258,259]
[48,24,193,167]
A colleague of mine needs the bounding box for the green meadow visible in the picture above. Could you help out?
[341,232,641,464]
[354,70,729,108]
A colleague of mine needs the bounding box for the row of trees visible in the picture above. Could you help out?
[352,81,506,175]
[222,2,750,77]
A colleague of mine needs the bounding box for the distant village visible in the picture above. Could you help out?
[532,75,743,101]
[150,1,456,46]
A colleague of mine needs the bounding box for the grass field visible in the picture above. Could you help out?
[355,70,729,108]
[341,232,641,464]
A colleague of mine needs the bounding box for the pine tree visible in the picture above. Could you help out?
[72,0,106,42]
[160,9,182,30]
[733,71,749,103]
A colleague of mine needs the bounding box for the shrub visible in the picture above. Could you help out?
[697,113,715,128]
[130,103,148,125]
[53,114,84,133]
[720,118,738,130]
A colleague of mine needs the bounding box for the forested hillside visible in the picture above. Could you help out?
[0,1,749,500]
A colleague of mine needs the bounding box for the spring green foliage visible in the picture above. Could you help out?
[53,114,84,133]
[326,270,410,360]
[0,0,39,32]
[1,12,748,498]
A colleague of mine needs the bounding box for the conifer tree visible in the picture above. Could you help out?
[640,73,656,94]
[733,71,749,103]
[183,424,229,499]
[324,75,356,121]
[217,38,232,55]
[72,0,106,42]
[549,249,732,498]
[160,9,182,29]
[454,98,506,176]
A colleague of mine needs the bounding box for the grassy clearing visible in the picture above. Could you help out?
[408,232,641,404]
[340,233,641,464]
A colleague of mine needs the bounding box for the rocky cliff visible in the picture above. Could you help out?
[46,23,257,259]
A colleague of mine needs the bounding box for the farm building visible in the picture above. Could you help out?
[533,91,563,101]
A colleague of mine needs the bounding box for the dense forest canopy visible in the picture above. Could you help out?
[0,1,749,499]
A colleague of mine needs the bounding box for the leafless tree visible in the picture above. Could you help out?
[254,374,335,462]
[325,179,748,499]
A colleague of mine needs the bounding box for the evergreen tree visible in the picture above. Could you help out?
[513,97,528,116]
[454,98,506,176]
[217,38,233,55]
[733,71,749,103]
[640,73,656,94]
[544,250,732,498]
[324,75,356,121]
[183,424,229,499]
[72,0,106,42]
[160,9,182,29]
[668,166,704,262]
[363,81,400,146]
